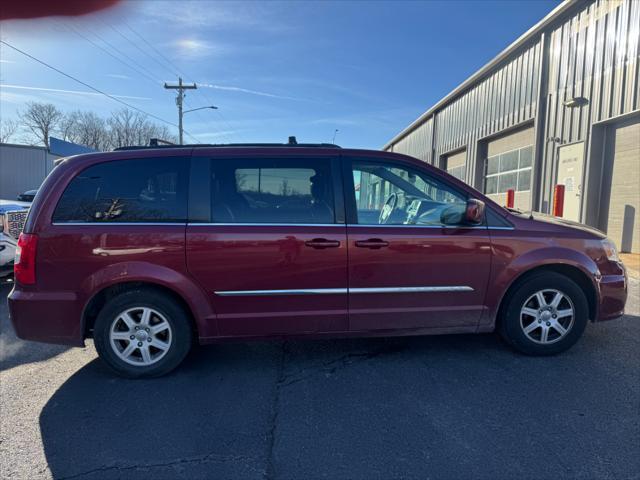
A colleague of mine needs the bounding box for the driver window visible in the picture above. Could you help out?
[352,161,467,226]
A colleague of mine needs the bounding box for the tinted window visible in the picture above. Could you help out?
[53,157,189,223]
[210,158,335,224]
[352,161,467,226]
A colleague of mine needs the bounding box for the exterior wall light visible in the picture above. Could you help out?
[563,97,589,108]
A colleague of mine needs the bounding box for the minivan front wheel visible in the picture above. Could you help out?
[499,272,589,355]
[93,289,193,378]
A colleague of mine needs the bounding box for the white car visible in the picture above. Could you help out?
[0,200,31,278]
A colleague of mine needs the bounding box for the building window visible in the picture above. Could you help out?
[443,151,466,182]
[447,165,465,181]
[485,145,533,195]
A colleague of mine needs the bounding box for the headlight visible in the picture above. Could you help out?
[602,238,619,262]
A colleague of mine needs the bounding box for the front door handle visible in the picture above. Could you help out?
[355,238,389,249]
[305,238,341,249]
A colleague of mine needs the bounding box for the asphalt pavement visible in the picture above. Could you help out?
[1,279,639,479]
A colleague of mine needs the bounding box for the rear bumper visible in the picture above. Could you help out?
[7,287,84,346]
[595,272,628,322]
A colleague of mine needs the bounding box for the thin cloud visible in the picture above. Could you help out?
[106,74,131,80]
[173,38,223,58]
[0,84,150,101]
[135,1,291,33]
[199,83,308,102]
[0,59,16,64]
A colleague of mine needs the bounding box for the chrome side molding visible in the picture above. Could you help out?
[215,288,348,296]
[214,286,474,296]
[350,286,474,294]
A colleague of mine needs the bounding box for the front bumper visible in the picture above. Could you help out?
[595,267,628,321]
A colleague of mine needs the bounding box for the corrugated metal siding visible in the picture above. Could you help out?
[389,117,433,163]
[0,145,56,199]
[541,0,640,205]
[386,0,639,213]
[433,40,541,186]
[388,39,542,188]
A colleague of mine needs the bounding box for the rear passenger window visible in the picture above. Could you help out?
[210,159,335,224]
[53,157,189,223]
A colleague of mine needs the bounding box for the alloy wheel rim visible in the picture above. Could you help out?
[109,307,172,366]
[520,289,575,344]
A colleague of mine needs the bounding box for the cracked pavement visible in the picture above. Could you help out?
[1,279,639,479]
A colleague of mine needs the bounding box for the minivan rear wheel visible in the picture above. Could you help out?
[93,289,193,378]
[499,272,589,355]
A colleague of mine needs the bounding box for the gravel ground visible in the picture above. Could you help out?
[1,279,638,480]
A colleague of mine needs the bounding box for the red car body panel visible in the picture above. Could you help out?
[7,147,628,347]
[186,224,348,338]
[347,226,491,331]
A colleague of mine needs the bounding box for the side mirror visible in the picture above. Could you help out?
[464,199,485,225]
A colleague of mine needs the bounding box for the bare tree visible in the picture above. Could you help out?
[0,119,18,143]
[106,108,177,148]
[60,111,109,151]
[19,102,63,149]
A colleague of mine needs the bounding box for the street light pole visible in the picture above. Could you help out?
[183,106,218,114]
[164,77,197,145]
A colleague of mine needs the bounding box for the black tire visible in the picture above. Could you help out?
[93,288,193,378]
[498,272,589,356]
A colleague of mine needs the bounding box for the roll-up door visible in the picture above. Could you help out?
[483,126,535,210]
[606,119,640,253]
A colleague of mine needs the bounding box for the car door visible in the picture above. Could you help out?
[344,156,492,332]
[186,153,348,338]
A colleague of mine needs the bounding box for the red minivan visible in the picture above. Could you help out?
[8,143,628,377]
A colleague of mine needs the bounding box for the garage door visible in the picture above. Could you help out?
[607,118,640,253]
[483,126,535,210]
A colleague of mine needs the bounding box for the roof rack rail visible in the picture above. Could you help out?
[114,136,341,151]
[114,143,341,151]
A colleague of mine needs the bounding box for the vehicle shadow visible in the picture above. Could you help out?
[0,284,70,371]
[38,317,640,479]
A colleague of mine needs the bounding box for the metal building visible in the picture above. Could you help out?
[0,138,96,200]
[384,0,640,253]
[0,144,59,200]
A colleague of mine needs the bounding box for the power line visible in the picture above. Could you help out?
[164,77,197,145]
[90,28,163,86]
[123,22,181,77]
[0,39,182,132]
[59,27,201,145]
[108,24,173,80]
[119,22,238,143]
[213,108,239,143]
[61,22,161,87]
[183,97,232,143]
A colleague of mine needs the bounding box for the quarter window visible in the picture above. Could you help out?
[484,145,533,195]
[210,159,335,224]
[53,157,189,223]
[352,161,467,226]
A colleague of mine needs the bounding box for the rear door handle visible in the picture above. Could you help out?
[305,238,341,249]
[355,238,389,249]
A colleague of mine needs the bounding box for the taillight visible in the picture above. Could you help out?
[14,233,38,285]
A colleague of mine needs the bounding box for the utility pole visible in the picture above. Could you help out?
[164,77,197,145]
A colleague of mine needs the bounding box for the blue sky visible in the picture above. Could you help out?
[0,0,559,148]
